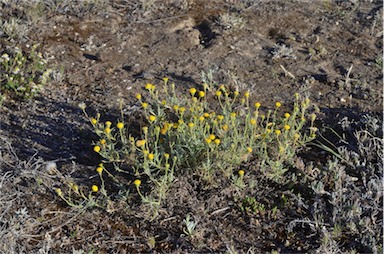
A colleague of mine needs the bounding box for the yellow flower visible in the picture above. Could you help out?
[173,123,179,129]
[311,113,317,122]
[250,119,256,125]
[164,153,170,159]
[275,102,282,108]
[173,105,179,111]
[284,113,291,118]
[145,83,153,90]
[149,115,156,122]
[91,185,99,192]
[217,115,224,121]
[215,90,222,97]
[100,139,106,145]
[294,133,300,140]
[244,91,250,98]
[238,170,245,177]
[91,118,97,125]
[104,127,111,134]
[234,91,239,96]
[96,167,103,174]
[105,121,112,127]
[179,107,186,113]
[160,128,167,135]
[93,145,101,153]
[199,116,205,122]
[189,88,197,96]
[284,125,291,130]
[247,147,252,153]
[117,122,124,129]
[163,77,169,82]
[142,102,148,109]
[188,122,194,128]
[214,139,221,145]
[134,179,141,188]
[198,91,205,98]
[255,102,261,108]
[205,138,212,144]
[135,93,142,100]
[148,153,155,160]
[204,112,210,118]
[209,134,216,140]
[161,100,166,105]
[230,112,236,118]
[178,119,184,125]
[136,139,146,147]
[275,129,281,135]
[222,124,228,131]
[55,188,63,196]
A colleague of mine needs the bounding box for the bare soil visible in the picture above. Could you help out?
[0,0,382,253]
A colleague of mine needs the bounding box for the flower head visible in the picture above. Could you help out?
[135,93,142,100]
[134,179,141,188]
[198,91,205,98]
[93,145,101,153]
[117,122,124,129]
[149,115,156,122]
[148,153,155,160]
[284,125,290,130]
[214,139,221,145]
[247,147,253,153]
[238,170,245,177]
[91,118,97,125]
[91,185,99,192]
[189,88,197,96]
[142,102,148,109]
[275,102,282,108]
[255,102,261,108]
[284,113,290,118]
[136,139,146,147]
[96,167,103,174]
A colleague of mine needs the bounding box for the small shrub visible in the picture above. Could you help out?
[0,44,51,103]
[65,79,317,214]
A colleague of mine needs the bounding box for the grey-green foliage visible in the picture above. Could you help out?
[311,114,383,253]
[0,45,51,103]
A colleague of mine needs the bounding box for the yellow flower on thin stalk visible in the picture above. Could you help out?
[149,115,156,122]
[275,129,281,135]
[189,88,197,96]
[148,153,155,160]
[198,91,205,98]
[209,134,216,140]
[135,93,142,100]
[117,122,124,129]
[247,147,253,153]
[91,118,97,125]
[275,102,282,108]
[214,139,220,145]
[100,139,106,145]
[93,145,101,153]
[238,170,245,177]
[255,102,261,108]
[104,127,111,134]
[91,185,99,192]
[284,113,291,118]
[136,139,146,147]
[142,102,148,109]
[105,121,112,127]
[134,179,141,188]
[284,125,291,130]
[96,167,103,174]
